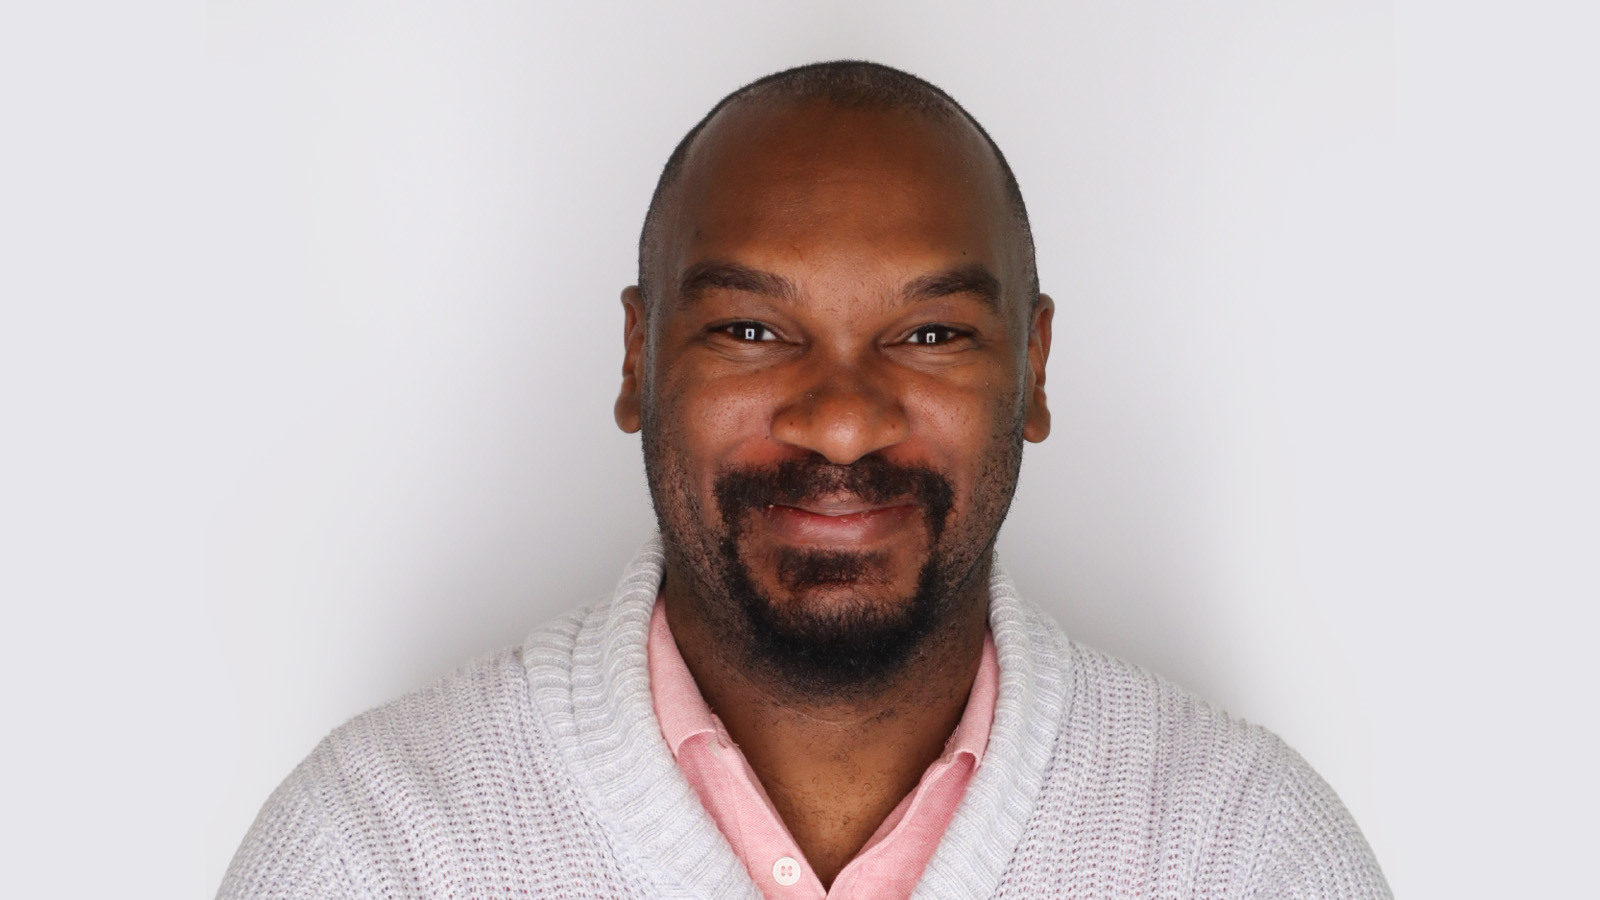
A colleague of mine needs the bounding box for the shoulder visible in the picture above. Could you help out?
[1048,640,1293,853]
[1061,640,1284,781]
[319,645,537,777]
[1249,743,1390,899]
[1002,639,1388,897]
[218,647,533,897]
[220,607,644,898]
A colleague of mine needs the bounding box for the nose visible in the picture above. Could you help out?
[770,363,910,465]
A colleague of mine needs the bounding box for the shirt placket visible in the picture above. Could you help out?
[707,718,828,900]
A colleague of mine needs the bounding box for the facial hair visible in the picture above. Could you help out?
[643,401,1025,702]
[709,455,953,695]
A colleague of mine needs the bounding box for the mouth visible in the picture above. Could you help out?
[758,496,921,547]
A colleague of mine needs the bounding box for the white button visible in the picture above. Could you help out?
[772,856,801,886]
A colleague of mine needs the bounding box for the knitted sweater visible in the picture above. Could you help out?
[219,538,1390,898]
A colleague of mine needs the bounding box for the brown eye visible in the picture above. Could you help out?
[720,321,777,342]
[907,325,964,345]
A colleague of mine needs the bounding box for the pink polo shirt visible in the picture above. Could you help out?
[647,600,999,900]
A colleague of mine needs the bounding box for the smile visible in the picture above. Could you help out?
[759,499,921,547]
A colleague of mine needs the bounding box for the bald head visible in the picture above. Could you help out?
[637,61,1038,317]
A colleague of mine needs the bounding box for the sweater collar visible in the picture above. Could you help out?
[523,535,1071,899]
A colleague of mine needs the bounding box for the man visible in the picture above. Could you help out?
[220,61,1389,898]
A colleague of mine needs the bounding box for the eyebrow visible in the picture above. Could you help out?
[674,259,1003,311]
[677,261,800,306]
[902,263,1002,311]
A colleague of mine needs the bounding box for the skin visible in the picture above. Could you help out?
[613,98,1053,886]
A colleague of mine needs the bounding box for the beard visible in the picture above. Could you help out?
[709,455,954,695]
[642,408,1025,701]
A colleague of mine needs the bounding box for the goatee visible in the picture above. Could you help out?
[705,454,964,699]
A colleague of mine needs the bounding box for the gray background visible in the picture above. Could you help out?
[2,1,1595,896]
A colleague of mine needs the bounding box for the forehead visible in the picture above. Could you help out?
[656,99,1019,304]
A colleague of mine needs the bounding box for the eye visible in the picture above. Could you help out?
[719,321,778,342]
[905,325,968,346]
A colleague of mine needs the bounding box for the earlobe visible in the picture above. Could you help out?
[614,395,641,434]
[1022,293,1054,443]
[615,286,646,434]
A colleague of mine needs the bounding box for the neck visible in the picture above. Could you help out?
[661,565,990,887]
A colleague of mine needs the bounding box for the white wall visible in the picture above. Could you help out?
[2,2,1595,897]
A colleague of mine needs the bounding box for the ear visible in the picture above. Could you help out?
[614,286,647,434]
[1022,293,1054,443]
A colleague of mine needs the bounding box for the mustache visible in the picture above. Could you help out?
[713,454,955,538]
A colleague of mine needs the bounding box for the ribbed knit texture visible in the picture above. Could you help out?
[219,537,1390,899]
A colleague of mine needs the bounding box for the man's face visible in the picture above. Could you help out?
[617,100,1052,693]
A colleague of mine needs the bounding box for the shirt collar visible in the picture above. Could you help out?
[647,594,1000,764]
[524,534,1074,900]
[647,597,723,758]
[945,631,999,766]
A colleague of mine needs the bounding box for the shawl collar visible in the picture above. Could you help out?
[523,536,1071,899]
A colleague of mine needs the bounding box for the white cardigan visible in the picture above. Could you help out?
[220,537,1390,898]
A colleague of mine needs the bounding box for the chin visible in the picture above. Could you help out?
[718,537,948,697]
[740,529,929,589]
[763,578,921,625]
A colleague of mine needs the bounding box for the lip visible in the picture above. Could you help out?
[758,498,920,547]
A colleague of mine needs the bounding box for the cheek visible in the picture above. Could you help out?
[899,372,1024,509]
[901,367,1020,453]
[653,368,788,493]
